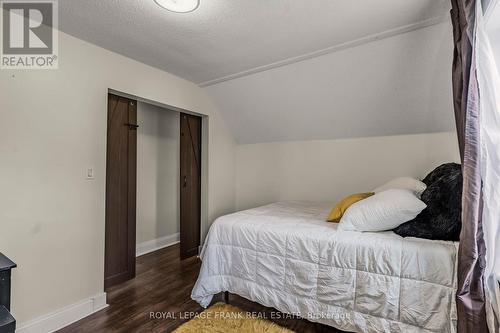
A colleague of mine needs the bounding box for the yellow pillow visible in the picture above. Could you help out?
[327,192,375,222]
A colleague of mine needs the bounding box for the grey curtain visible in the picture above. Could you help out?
[450,1,489,332]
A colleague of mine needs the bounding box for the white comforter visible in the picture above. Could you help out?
[192,201,458,333]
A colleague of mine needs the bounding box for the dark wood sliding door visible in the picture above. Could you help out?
[180,113,202,259]
[104,94,137,290]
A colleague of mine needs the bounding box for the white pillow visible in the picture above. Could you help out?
[373,177,426,197]
[338,189,426,232]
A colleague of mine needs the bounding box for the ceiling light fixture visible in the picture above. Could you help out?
[154,0,199,13]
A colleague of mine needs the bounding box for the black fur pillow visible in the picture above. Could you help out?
[393,163,462,241]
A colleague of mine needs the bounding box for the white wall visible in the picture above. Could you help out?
[208,22,461,213]
[0,31,236,326]
[207,21,456,144]
[137,102,180,244]
[236,132,460,210]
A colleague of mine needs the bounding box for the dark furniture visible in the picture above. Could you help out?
[0,253,16,333]
[0,307,15,333]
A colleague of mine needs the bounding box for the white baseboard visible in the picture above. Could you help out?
[16,293,107,333]
[136,233,180,257]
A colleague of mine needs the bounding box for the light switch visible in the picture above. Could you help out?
[86,168,95,180]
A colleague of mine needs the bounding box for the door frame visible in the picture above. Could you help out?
[104,89,209,283]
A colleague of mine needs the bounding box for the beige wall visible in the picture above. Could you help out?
[137,102,180,244]
[235,132,460,210]
[0,31,236,325]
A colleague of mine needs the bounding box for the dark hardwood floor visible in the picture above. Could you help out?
[58,244,344,333]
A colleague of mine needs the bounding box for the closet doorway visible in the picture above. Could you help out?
[104,93,202,290]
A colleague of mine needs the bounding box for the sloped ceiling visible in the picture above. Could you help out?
[206,22,456,144]
[59,0,455,144]
[59,0,450,85]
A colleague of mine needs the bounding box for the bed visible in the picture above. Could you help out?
[191,201,458,333]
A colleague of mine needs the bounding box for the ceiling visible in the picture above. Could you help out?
[206,21,456,144]
[59,0,450,85]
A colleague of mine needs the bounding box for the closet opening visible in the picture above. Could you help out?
[104,92,204,290]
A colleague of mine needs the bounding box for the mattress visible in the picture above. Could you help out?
[191,201,458,333]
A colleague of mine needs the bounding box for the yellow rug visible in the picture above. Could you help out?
[173,303,294,333]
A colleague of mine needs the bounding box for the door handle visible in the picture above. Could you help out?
[183,176,187,188]
[124,123,139,130]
